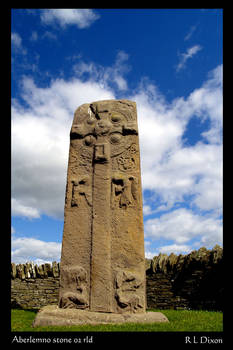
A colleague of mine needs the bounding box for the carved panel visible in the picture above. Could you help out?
[111,143,139,172]
[94,143,110,163]
[59,266,89,309]
[115,270,144,312]
[78,146,93,172]
[111,174,138,209]
[71,175,92,207]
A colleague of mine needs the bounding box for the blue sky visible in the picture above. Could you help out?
[11,9,223,264]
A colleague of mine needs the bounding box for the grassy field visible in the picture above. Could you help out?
[11,309,223,332]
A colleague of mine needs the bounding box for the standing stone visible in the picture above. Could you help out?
[33,99,169,327]
[59,100,146,314]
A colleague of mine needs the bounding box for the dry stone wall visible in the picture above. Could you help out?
[146,245,223,311]
[11,246,223,311]
[11,262,60,309]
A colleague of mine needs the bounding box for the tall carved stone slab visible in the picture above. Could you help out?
[59,99,146,314]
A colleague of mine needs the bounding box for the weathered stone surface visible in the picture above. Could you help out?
[52,261,60,278]
[11,263,17,279]
[16,264,25,280]
[30,263,37,278]
[32,305,168,327]
[11,277,60,309]
[212,244,223,264]
[35,264,45,278]
[59,100,146,314]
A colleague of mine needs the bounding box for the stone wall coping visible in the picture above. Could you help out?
[11,245,222,280]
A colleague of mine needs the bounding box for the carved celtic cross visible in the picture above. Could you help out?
[59,100,146,314]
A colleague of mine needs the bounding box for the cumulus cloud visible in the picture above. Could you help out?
[142,143,222,214]
[145,208,222,247]
[12,199,40,219]
[73,50,130,91]
[188,65,223,144]
[40,9,100,29]
[143,205,153,216]
[176,45,202,72]
[11,237,61,264]
[132,65,222,215]
[11,32,22,48]
[11,32,27,55]
[158,244,192,255]
[145,242,192,259]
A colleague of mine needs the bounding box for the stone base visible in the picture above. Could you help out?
[32,305,169,327]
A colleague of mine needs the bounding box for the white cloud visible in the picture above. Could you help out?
[193,171,223,213]
[146,143,222,213]
[188,65,223,144]
[132,65,222,215]
[145,208,222,247]
[143,205,153,216]
[11,32,22,48]
[157,244,192,256]
[145,251,156,259]
[30,31,38,41]
[12,199,40,219]
[145,243,192,258]
[11,237,61,264]
[42,31,57,41]
[11,32,27,54]
[40,9,100,29]
[73,50,130,91]
[176,45,202,72]
[184,24,197,41]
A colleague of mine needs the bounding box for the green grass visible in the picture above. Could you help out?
[11,309,223,332]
